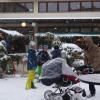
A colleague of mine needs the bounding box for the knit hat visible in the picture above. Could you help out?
[29,41,36,46]
[29,41,36,49]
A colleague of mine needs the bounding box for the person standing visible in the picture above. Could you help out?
[80,37,100,97]
[37,45,50,64]
[26,41,37,90]
[75,64,95,97]
[51,45,61,59]
[84,47,96,97]
[37,45,43,52]
[36,45,50,80]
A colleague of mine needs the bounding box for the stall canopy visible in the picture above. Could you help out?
[35,32,100,37]
[0,28,24,37]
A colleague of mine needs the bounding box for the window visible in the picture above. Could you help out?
[59,2,69,12]
[55,27,67,33]
[81,28,91,32]
[0,4,4,12]
[70,2,80,11]
[14,3,26,12]
[38,1,100,13]
[14,2,33,12]
[65,28,69,32]
[93,2,100,10]
[4,3,14,12]
[25,2,33,12]
[93,27,100,32]
[0,2,33,13]
[81,2,92,11]
[48,2,57,12]
[39,2,46,12]
[69,28,80,32]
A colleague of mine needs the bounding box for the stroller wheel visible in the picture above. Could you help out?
[44,90,53,100]
[54,95,63,100]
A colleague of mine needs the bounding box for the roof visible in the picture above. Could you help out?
[35,33,100,37]
[0,28,24,37]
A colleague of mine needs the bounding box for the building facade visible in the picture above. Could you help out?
[0,0,100,19]
[0,0,100,36]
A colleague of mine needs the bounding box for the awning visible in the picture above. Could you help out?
[0,28,24,37]
[35,32,100,37]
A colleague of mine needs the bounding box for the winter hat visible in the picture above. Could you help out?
[29,41,36,49]
[29,41,36,46]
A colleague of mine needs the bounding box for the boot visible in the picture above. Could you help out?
[31,81,37,89]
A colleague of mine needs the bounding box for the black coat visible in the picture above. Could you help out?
[75,65,94,74]
[37,50,50,66]
[51,49,61,59]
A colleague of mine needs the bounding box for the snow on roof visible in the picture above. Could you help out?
[0,42,4,47]
[0,41,6,51]
[0,28,24,37]
[35,33,100,37]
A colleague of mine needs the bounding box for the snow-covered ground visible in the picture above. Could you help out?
[0,75,100,100]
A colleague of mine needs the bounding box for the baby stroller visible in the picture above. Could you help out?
[40,58,86,100]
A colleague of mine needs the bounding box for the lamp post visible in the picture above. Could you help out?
[21,22,27,76]
[32,22,37,44]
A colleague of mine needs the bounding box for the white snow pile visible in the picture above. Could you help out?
[0,75,100,100]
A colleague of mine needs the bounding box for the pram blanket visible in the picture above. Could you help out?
[40,58,79,86]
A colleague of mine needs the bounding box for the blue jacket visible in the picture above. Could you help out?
[27,49,37,70]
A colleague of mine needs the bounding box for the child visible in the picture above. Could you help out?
[25,41,37,90]
[36,45,50,81]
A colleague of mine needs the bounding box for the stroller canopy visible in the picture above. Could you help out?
[41,58,78,79]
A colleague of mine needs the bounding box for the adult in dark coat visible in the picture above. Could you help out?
[51,45,61,59]
[36,45,50,79]
[77,37,100,97]
[37,45,50,66]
